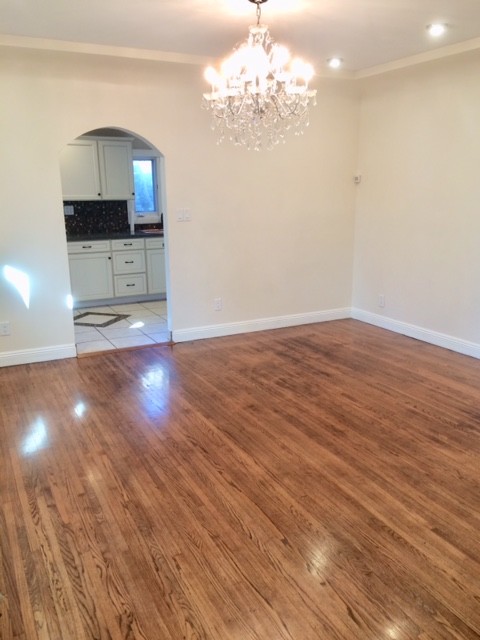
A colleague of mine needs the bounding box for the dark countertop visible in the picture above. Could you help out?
[67,231,164,242]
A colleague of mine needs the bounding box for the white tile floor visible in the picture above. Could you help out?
[74,300,170,355]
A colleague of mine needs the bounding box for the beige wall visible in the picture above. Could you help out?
[0,46,358,364]
[353,50,480,351]
[3,42,479,366]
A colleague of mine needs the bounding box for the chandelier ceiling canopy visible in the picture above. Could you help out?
[202,0,317,151]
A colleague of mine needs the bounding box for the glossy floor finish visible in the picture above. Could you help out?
[74,300,170,355]
[1,320,480,639]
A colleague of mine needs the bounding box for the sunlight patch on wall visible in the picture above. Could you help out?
[3,265,31,309]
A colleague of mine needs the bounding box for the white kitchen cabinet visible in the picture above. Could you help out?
[146,237,166,295]
[67,236,165,303]
[68,252,114,301]
[112,237,147,296]
[98,140,134,200]
[60,140,102,200]
[60,137,134,200]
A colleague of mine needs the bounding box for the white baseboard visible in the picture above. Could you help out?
[172,307,351,343]
[351,308,480,359]
[2,309,479,366]
[0,344,77,367]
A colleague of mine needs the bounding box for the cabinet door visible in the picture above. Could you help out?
[69,253,113,301]
[60,140,102,200]
[146,249,166,295]
[98,141,134,200]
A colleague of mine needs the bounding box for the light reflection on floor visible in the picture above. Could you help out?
[22,417,48,455]
[140,364,171,420]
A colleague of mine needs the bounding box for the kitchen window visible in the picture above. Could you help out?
[132,151,163,223]
[134,158,157,214]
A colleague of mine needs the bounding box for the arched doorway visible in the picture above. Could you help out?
[60,127,170,355]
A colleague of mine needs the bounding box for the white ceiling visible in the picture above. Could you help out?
[2,0,480,73]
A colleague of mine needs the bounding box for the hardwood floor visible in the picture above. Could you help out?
[1,319,480,639]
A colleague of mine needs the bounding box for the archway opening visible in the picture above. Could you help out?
[60,127,170,355]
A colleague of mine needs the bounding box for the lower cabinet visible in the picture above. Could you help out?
[68,237,165,303]
[111,239,147,296]
[68,246,114,301]
[146,237,166,295]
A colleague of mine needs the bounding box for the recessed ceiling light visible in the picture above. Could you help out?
[327,57,343,69]
[427,23,447,37]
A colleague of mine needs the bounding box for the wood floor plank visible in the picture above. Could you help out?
[1,319,480,639]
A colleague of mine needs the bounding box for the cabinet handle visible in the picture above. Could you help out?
[82,245,92,249]
[125,260,134,264]
[98,193,101,196]
[123,243,133,246]
[126,284,135,287]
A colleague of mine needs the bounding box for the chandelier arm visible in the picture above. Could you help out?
[207,95,248,121]
[227,94,248,118]
[269,94,307,120]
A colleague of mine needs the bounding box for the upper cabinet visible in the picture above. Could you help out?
[98,140,134,200]
[60,137,134,201]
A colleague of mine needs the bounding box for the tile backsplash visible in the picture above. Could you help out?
[64,201,129,237]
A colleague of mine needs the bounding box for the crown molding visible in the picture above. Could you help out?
[355,36,480,78]
[2,33,480,78]
[0,34,212,66]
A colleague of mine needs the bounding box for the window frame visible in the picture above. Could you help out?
[132,150,164,224]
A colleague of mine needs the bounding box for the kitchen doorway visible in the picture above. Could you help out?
[60,127,170,355]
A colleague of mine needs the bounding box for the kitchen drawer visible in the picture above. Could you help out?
[114,274,147,296]
[67,240,111,254]
[111,238,145,251]
[145,237,165,250]
[112,250,145,274]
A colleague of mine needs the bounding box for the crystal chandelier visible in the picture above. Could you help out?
[202,0,317,150]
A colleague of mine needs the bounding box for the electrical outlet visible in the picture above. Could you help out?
[213,297,222,311]
[0,321,11,336]
[378,294,385,308]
